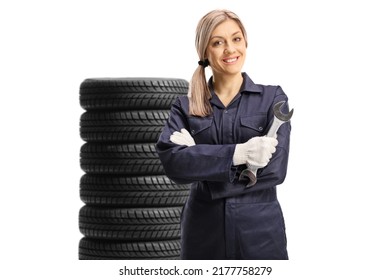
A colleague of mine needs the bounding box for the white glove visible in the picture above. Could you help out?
[233,136,278,168]
[170,128,195,147]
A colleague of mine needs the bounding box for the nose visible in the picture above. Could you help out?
[224,48,235,55]
[224,43,235,54]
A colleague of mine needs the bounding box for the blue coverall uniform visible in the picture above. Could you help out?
[156,73,291,260]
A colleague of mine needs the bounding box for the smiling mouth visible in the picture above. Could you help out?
[223,57,239,63]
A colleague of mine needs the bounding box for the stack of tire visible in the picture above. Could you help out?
[78,78,190,260]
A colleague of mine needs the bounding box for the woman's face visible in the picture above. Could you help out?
[206,19,246,76]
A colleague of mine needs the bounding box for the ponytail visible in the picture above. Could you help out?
[188,63,212,117]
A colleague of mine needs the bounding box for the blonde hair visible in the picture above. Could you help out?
[189,9,248,117]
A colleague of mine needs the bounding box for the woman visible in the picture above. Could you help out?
[156,9,291,260]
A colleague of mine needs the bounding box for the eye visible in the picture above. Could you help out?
[234,37,242,42]
[212,40,224,47]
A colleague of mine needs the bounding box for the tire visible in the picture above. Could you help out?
[79,142,164,175]
[80,143,158,159]
[80,110,170,127]
[79,205,182,225]
[79,206,181,241]
[79,206,182,241]
[80,126,163,143]
[80,189,189,207]
[80,158,165,175]
[80,174,190,206]
[79,238,181,260]
[80,174,189,191]
[80,223,180,241]
[79,78,188,110]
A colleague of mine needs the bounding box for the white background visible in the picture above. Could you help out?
[1,0,389,279]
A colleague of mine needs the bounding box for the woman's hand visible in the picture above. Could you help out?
[170,128,196,147]
[234,136,278,187]
[233,136,278,168]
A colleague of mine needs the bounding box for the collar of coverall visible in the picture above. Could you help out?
[208,72,264,97]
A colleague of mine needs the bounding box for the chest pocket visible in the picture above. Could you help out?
[188,117,213,144]
[239,114,268,141]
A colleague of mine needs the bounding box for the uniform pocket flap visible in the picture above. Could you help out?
[240,114,267,133]
[188,117,213,136]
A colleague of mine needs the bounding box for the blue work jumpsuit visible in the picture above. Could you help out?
[156,73,291,260]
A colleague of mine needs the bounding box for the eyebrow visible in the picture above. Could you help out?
[210,31,242,40]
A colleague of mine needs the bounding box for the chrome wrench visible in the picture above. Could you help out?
[239,101,294,187]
